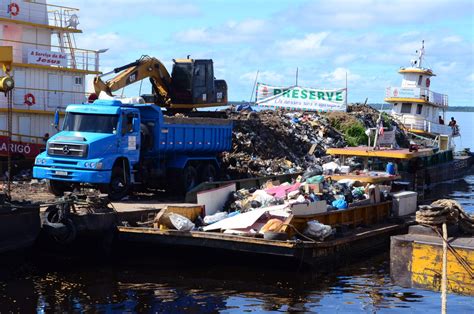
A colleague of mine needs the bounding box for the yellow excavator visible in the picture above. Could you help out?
[93,55,228,110]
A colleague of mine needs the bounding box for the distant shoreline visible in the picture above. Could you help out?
[369,104,474,112]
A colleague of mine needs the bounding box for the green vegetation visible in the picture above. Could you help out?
[325,112,368,146]
[344,123,368,146]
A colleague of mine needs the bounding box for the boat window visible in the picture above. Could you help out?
[418,75,422,86]
[416,104,423,115]
[401,103,412,114]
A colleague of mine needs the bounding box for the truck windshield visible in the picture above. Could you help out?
[63,112,119,134]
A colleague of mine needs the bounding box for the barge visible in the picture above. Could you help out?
[0,194,40,254]
[391,225,473,296]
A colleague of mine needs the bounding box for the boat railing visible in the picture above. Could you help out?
[0,86,91,111]
[392,113,457,136]
[0,1,80,31]
[1,39,100,73]
[385,86,448,107]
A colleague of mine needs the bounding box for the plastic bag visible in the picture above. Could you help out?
[203,211,228,225]
[169,213,195,231]
[306,175,325,184]
[332,198,348,209]
[304,220,333,240]
[252,189,275,207]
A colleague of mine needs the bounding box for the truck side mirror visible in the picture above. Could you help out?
[53,109,60,130]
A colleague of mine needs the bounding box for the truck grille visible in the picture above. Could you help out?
[47,142,88,158]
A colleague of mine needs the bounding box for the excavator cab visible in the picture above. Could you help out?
[171,59,227,106]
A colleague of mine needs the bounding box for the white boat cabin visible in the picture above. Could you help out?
[385,41,457,144]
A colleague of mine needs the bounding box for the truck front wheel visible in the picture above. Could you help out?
[47,179,71,196]
[101,166,130,201]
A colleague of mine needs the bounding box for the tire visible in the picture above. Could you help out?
[103,165,130,201]
[198,163,217,183]
[181,165,198,192]
[47,179,70,196]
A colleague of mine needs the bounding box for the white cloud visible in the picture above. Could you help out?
[176,19,269,44]
[435,62,457,73]
[320,68,361,84]
[281,0,472,29]
[240,71,286,86]
[63,0,200,29]
[467,73,474,82]
[334,54,358,65]
[276,32,331,57]
[443,36,463,43]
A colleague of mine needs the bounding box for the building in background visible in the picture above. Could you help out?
[0,0,103,159]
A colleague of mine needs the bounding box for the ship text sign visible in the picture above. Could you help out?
[27,49,67,67]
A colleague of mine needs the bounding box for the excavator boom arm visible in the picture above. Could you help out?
[93,56,172,104]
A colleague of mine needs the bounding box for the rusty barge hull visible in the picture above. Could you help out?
[0,204,40,254]
[117,222,411,267]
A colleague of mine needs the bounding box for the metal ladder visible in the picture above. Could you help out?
[53,10,77,69]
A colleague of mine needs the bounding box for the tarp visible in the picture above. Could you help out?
[256,83,347,112]
[202,205,289,232]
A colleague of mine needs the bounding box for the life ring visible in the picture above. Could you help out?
[24,93,35,106]
[426,78,430,88]
[8,3,20,16]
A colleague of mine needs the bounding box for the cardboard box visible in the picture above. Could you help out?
[309,183,323,193]
[290,201,327,216]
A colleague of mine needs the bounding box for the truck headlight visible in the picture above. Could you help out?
[36,158,46,165]
[90,162,96,168]
[85,162,90,168]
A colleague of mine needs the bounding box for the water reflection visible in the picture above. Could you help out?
[2,252,472,313]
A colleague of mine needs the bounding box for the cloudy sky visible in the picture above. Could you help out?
[64,0,473,106]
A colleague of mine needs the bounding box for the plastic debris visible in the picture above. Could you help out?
[169,213,195,231]
[203,211,229,225]
[304,220,333,240]
[332,198,348,209]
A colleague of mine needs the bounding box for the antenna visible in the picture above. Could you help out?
[416,40,425,68]
[295,67,299,86]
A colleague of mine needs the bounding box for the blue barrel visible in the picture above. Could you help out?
[386,162,395,175]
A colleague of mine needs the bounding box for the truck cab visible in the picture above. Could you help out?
[33,99,232,200]
[34,100,140,199]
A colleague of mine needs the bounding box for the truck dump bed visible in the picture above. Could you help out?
[157,117,232,153]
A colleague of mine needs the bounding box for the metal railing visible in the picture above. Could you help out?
[0,1,80,30]
[0,86,90,110]
[385,86,448,107]
[0,130,45,144]
[392,113,454,135]
[1,39,100,72]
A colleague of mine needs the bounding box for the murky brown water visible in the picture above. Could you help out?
[1,172,473,313]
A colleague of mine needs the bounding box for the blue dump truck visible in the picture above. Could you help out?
[33,99,233,200]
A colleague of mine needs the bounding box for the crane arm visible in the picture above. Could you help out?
[93,56,172,105]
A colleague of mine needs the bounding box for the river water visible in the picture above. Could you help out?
[1,172,472,313]
[0,113,473,313]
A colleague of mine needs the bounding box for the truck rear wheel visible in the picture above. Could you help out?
[103,165,130,201]
[182,165,198,192]
[47,179,71,196]
[199,163,217,183]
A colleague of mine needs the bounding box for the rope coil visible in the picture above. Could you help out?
[416,199,474,234]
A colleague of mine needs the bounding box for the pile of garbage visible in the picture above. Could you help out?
[219,104,409,179]
[154,161,393,242]
[221,110,346,178]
